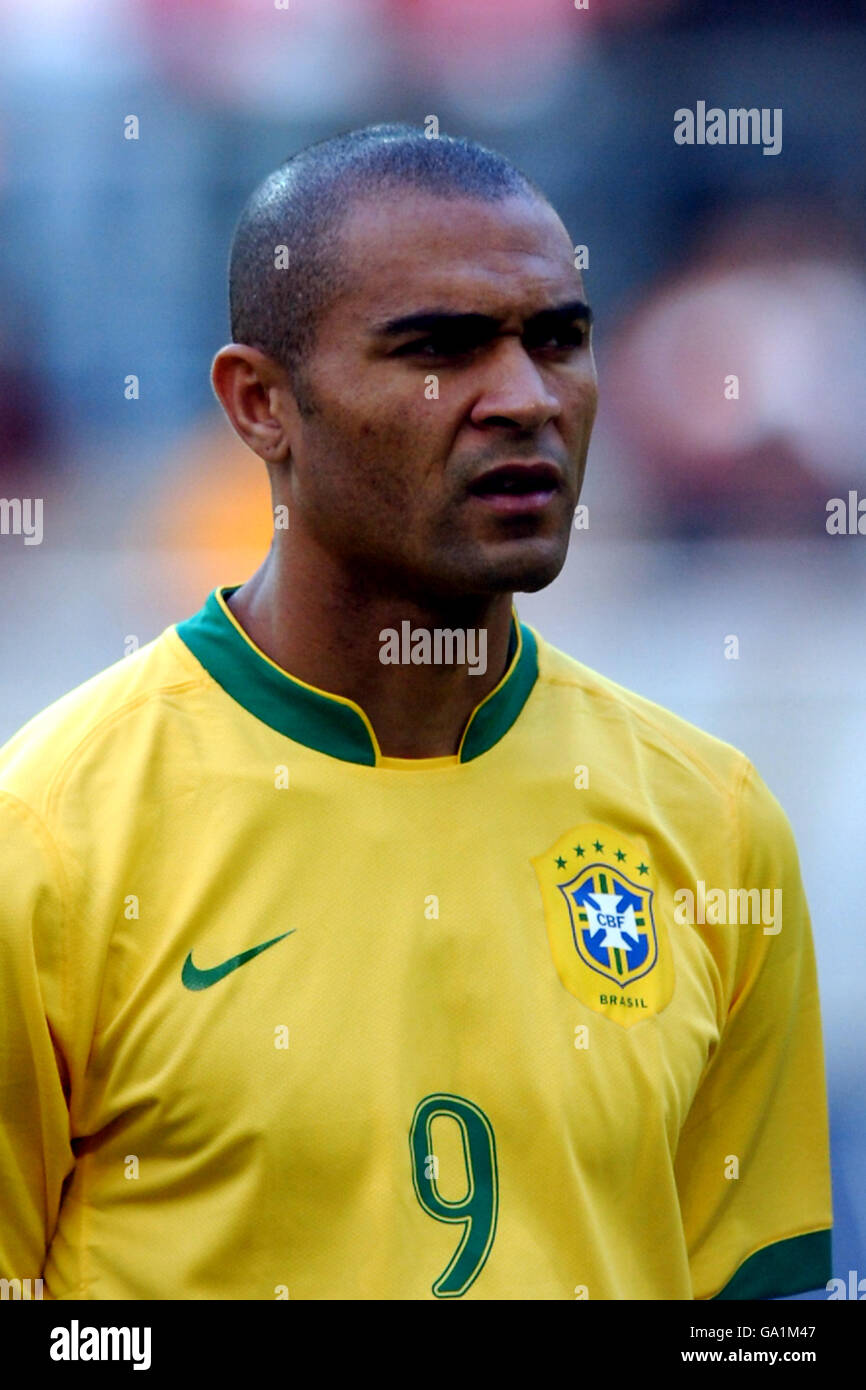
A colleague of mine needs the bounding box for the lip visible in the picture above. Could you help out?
[467,460,563,514]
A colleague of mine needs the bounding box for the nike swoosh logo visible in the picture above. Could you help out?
[181,930,295,991]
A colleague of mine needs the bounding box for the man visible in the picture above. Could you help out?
[0,124,831,1300]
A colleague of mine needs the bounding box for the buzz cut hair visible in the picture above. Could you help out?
[227,122,546,414]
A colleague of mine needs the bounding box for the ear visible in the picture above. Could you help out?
[210,344,298,464]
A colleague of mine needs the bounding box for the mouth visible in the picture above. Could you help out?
[467,460,563,515]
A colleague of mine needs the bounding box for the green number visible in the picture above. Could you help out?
[409,1093,498,1298]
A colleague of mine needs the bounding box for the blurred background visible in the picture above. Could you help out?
[0,0,863,1298]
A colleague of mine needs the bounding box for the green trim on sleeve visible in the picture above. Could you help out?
[712,1229,832,1300]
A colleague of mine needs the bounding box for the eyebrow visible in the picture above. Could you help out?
[371,298,594,338]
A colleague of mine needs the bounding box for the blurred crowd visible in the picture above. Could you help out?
[1,0,864,543]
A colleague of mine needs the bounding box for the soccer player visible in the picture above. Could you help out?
[0,124,832,1300]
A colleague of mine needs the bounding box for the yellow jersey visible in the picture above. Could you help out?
[0,585,832,1299]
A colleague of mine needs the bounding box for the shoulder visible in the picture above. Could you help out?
[528,626,802,881]
[529,626,751,801]
[0,625,206,818]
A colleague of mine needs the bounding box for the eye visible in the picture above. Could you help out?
[526,324,588,352]
[395,336,479,360]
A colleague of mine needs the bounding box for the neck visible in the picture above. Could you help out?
[226,536,515,759]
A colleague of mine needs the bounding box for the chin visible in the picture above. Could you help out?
[454,546,568,598]
[511,565,563,594]
[416,531,570,600]
[487,536,570,594]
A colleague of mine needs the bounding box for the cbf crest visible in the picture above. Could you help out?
[532,823,674,1027]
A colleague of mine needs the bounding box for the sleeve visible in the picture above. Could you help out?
[0,791,74,1285]
[674,759,833,1300]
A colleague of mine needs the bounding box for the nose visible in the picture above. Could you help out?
[469,337,562,433]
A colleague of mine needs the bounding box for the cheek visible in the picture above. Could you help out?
[300,407,420,517]
[563,378,599,441]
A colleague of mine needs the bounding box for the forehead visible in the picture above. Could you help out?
[332,190,583,326]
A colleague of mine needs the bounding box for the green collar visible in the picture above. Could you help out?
[175,585,538,767]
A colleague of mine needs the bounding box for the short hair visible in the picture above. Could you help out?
[227,122,545,413]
